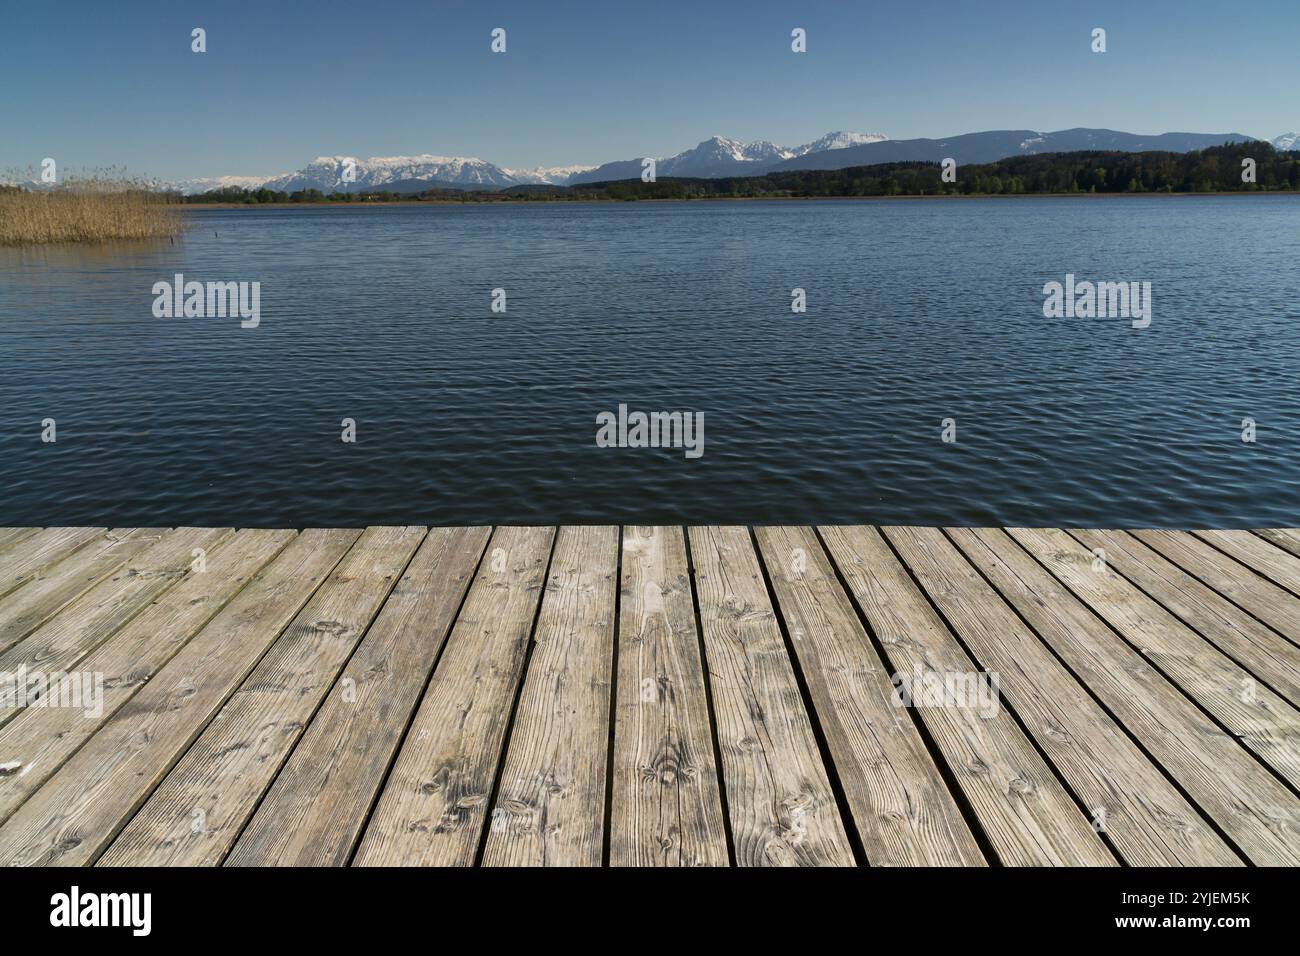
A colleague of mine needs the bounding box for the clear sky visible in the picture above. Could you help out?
[2,0,1296,180]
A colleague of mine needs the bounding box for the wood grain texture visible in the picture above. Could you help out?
[1195,530,1300,595]
[0,529,38,555]
[226,526,490,867]
[0,529,295,826]
[1135,530,1300,645]
[0,528,160,655]
[0,529,360,866]
[884,526,1239,866]
[1011,527,1300,794]
[0,528,231,731]
[687,526,854,866]
[820,525,1114,866]
[1254,528,1300,562]
[756,526,986,866]
[0,525,1294,868]
[0,528,107,599]
[100,527,426,866]
[480,526,619,867]
[1071,529,1300,708]
[963,528,1300,866]
[608,526,729,867]
[353,526,555,867]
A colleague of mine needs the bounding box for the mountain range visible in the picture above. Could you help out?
[170,128,1298,194]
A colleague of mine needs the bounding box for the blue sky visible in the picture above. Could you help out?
[2,0,1296,179]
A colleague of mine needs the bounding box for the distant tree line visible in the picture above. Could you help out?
[178,143,1300,204]
[181,186,411,203]
[585,142,1300,198]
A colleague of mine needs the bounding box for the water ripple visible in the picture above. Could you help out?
[1,197,1298,528]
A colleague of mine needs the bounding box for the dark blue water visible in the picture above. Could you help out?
[2,197,1298,528]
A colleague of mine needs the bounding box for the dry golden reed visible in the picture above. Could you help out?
[0,171,182,246]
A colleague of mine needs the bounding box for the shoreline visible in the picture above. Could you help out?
[181,190,1300,209]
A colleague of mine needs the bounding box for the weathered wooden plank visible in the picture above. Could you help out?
[226,527,490,867]
[687,526,854,866]
[0,528,106,599]
[1194,530,1300,596]
[480,526,619,867]
[1072,529,1300,708]
[962,528,1300,866]
[1254,528,1300,562]
[100,527,426,866]
[820,525,1115,866]
[755,526,986,866]
[1135,530,1300,645]
[0,522,1291,870]
[0,529,38,555]
[0,527,232,731]
[0,528,162,656]
[0,528,361,866]
[607,526,729,867]
[884,526,1240,866]
[0,529,295,825]
[1011,527,1300,794]
[353,526,555,867]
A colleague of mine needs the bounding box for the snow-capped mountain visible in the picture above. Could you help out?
[172,174,282,195]
[791,131,888,155]
[661,136,791,172]
[768,128,1257,173]
[1273,132,1300,151]
[568,131,888,184]
[683,137,793,164]
[173,157,595,195]
[187,156,599,194]
[500,164,597,185]
[188,134,889,195]
[261,155,522,193]
[168,127,1272,195]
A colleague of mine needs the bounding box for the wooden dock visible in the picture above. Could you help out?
[0,524,1298,867]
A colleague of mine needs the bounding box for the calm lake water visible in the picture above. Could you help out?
[2,197,1298,528]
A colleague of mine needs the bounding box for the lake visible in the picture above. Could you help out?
[1,196,1298,528]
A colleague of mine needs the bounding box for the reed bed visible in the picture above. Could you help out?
[0,174,182,246]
